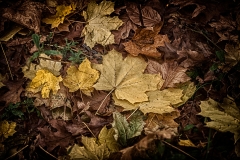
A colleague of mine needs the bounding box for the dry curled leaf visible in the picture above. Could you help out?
[93,49,160,104]
[82,0,123,48]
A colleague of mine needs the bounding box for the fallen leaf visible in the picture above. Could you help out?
[93,49,160,104]
[112,14,138,44]
[223,42,240,71]
[2,1,46,32]
[98,126,120,152]
[144,111,179,136]
[159,61,191,89]
[126,3,161,27]
[0,79,25,106]
[178,139,197,148]
[0,74,7,88]
[42,3,76,28]
[68,137,110,160]
[0,120,16,138]
[26,69,63,98]
[37,119,74,151]
[123,24,169,58]
[0,24,23,42]
[82,90,111,115]
[112,111,145,147]
[113,88,183,114]
[199,97,240,143]
[82,0,123,48]
[63,58,99,96]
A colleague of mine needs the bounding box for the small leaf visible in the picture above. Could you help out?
[112,111,145,147]
[0,120,16,138]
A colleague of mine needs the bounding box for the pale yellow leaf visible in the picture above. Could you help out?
[113,88,183,114]
[178,139,197,148]
[0,120,16,138]
[82,0,123,48]
[199,97,240,142]
[27,69,62,98]
[93,49,160,104]
[63,58,99,96]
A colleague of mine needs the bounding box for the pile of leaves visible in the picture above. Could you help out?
[0,0,240,159]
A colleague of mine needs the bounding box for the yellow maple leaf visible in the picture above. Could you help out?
[93,49,160,104]
[63,58,99,96]
[27,69,62,98]
[113,88,183,114]
[42,3,76,28]
[82,0,123,48]
[199,97,240,142]
[0,120,16,138]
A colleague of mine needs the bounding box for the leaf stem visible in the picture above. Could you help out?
[95,88,114,115]
[0,42,13,80]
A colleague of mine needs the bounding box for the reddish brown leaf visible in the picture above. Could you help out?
[37,119,74,151]
[159,61,190,89]
[2,1,46,33]
[0,79,25,107]
[112,14,138,44]
[126,3,161,27]
[177,50,206,68]
[123,23,169,58]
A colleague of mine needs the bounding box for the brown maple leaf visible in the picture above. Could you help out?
[37,119,74,151]
[123,23,169,58]
[0,79,25,107]
[126,2,161,27]
[2,1,46,33]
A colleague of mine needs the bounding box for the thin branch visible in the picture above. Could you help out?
[95,88,114,115]
[39,145,58,159]
[82,122,96,139]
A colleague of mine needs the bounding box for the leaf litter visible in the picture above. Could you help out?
[0,0,240,159]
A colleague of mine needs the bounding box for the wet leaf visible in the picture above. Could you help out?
[82,0,123,48]
[93,49,160,104]
[63,58,99,96]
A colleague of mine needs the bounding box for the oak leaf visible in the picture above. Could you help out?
[199,97,240,142]
[123,24,169,58]
[26,69,62,98]
[63,58,99,96]
[113,89,183,114]
[0,120,16,138]
[93,49,160,104]
[82,0,123,48]
[42,4,76,28]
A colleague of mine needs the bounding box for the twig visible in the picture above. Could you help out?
[39,145,58,159]
[162,140,197,160]
[0,42,13,80]
[5,145,28,160]
[82,122,96,139]
[95,88,114,115]
[126,106,140,120]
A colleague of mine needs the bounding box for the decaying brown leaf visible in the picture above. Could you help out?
[2,1,46,33]
[123,23,169,58]
[126,2,161,27]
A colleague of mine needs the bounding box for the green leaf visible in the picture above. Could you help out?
[44,50,61,55]
[112,111,145,147]
[32,34,40,49]
[215,50,225,63]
